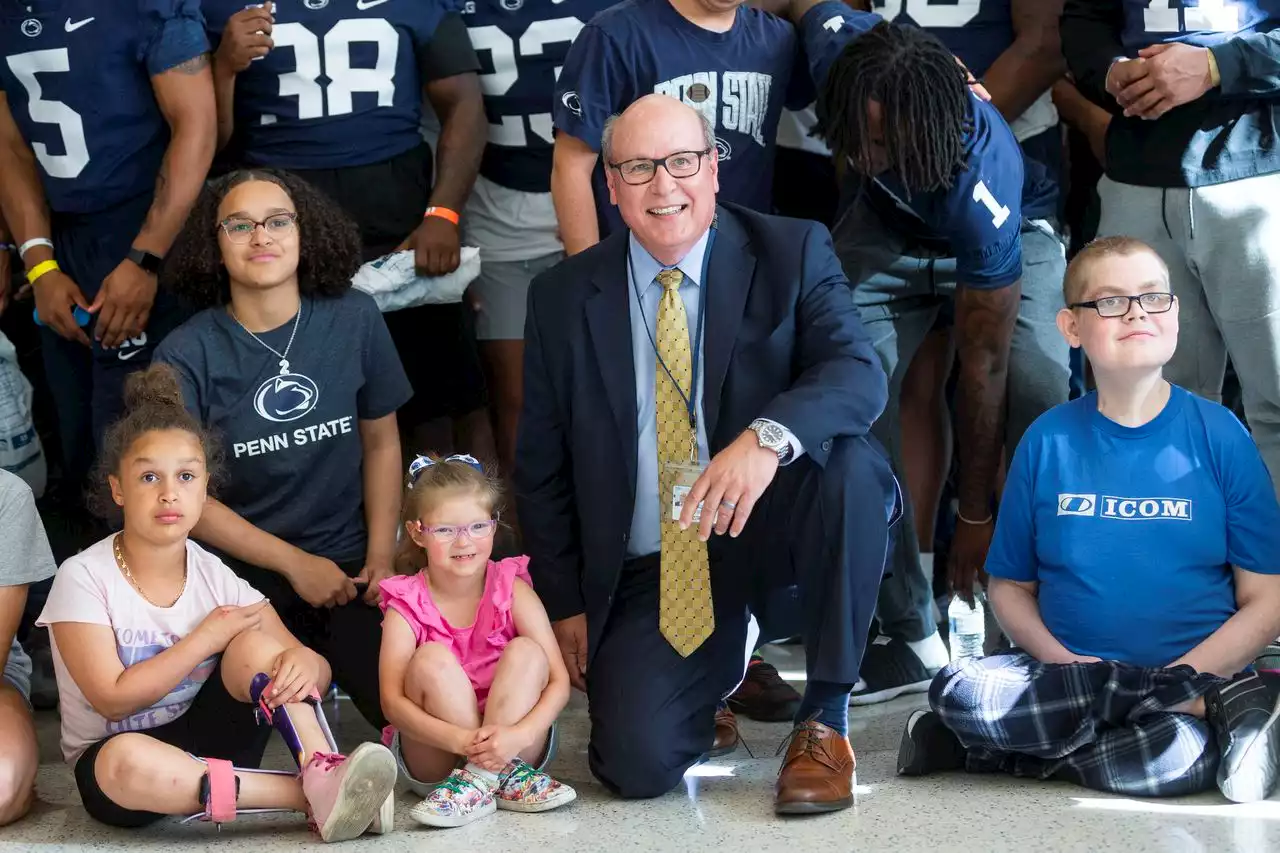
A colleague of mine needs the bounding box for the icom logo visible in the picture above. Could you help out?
[1056,493,1192,521]
[1100,496,1192,521]
[1056,494,1096,517]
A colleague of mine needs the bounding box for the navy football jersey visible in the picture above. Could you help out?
[803,2,1022,287]
[204,0,454,169]
[553,0,810,236]
[0,0,208,214]
[870,0,1059,219]
[461,0,615,194]
[872,0,1010,77]
[1120,0,1277,51]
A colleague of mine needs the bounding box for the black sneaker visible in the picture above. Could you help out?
[897,710,967,776]
[1205,672,1280,803]
[728,659,801,722]
[849,638,933,707]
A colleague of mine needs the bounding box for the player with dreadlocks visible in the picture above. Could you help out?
[776,0,1069,706]
[817,21,973,195]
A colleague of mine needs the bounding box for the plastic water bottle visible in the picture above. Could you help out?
[948,592,986,662]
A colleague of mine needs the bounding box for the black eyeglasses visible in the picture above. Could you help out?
[608,149,711,185]
[1069,292,1175,318]
[218,212,298,244]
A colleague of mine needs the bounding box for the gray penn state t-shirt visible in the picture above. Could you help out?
[155,290,412,562]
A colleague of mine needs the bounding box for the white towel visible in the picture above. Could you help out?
[351,246,481,313]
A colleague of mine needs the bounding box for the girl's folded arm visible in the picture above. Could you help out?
[50,621,220,722]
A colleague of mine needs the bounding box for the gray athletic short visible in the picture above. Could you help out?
[3,637,32,706]
[391,723,559,796]
[472,252,563,341]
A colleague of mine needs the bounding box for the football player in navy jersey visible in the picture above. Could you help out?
[788,3,1070,702]
[456,0,615,491]
[1063,0,1280,497]
[0,0,216,500]
[860,0,1071,703]
[204,0,490,455]
[550,0,812,254]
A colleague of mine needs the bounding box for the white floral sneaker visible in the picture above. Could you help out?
[301,743,397,842]
[408,767,497,828]
[495,759,577,813]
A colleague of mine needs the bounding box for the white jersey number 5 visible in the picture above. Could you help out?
[6,49,90,179]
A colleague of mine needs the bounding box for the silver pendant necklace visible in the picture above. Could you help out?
[231,300,302,375]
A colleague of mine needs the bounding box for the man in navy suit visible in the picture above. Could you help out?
[515,94,898,814]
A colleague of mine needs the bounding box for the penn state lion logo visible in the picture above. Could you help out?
[254,374,320,423]
[21,19,42,38]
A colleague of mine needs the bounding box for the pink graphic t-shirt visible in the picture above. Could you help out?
[37,536,264,763]
[379,556,532,714]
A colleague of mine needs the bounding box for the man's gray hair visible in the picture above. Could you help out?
[600,104,716,163]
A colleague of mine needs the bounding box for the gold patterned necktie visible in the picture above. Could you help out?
[654,268,714,657]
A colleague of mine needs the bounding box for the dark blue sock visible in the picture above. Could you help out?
[797,681,853,736]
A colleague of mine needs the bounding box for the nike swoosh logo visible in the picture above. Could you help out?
[117,349,143,361]
[355,0,390,9]
[64,17,94,32]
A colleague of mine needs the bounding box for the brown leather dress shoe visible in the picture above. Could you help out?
[709,705,740,757]
[774,720,855,815]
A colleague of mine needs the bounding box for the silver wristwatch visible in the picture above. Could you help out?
[748,418,791,463]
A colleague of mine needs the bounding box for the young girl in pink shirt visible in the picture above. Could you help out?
[379,454,576,828]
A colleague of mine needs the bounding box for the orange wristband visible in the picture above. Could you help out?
[424,206,459,225]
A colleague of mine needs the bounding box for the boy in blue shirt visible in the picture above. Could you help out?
[896,236,1280,802]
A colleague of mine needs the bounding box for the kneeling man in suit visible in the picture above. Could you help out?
[516,93,899,815]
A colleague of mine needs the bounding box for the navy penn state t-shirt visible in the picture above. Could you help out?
[155,290,413,562]
[553,0,811,237]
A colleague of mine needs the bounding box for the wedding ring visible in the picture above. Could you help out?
[721,500,737,510]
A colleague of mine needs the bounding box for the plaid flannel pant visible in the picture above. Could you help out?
[931,651,1227,797]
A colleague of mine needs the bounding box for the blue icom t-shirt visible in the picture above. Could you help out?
[869,0,1059,220]
[553,0,810,237]
[800,2,1024,288]
[461,0,615,194]
[203,0,455,169]
[0,0,209,214]
[155,291,413,562]
[986,386,1280,668]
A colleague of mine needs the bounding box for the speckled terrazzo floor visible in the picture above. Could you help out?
[4,645,1279,853]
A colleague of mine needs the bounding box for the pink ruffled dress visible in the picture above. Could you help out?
[378,556,533,714]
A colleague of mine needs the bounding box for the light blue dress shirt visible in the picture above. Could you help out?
[625,231,803,559]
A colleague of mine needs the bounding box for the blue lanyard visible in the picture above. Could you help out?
[628,227,717,442]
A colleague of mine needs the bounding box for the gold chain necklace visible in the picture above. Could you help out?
[113,534,187,608]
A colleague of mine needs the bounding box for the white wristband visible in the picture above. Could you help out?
[18,237,53,259]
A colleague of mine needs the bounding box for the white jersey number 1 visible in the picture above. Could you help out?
[973,180,1010,229]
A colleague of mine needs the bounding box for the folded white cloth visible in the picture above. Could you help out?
[351,246,481,313]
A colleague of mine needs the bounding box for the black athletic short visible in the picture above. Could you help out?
[73,659,271,829]
[293,144,489,426]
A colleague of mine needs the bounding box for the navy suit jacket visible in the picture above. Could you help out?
[514,203,887,656]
